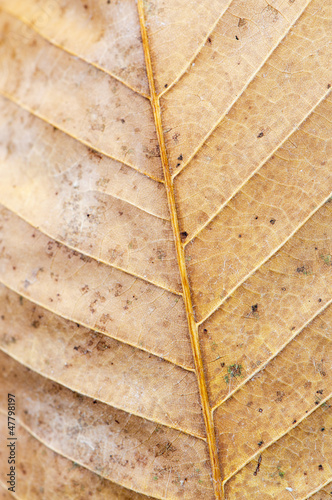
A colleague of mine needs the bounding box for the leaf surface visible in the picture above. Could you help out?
[0,1,331,499]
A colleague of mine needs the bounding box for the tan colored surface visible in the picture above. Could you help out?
[0,0,148,95]
[164,0,315,174]
[215,303,332,477]
[140,0,232,95]
[0,95,168,218]
[309,482,332,500]
[201,202,332,407]
[0,206,192,369]
[0,486,13,500]
[0,13,160,179]
[176,92,332,240]
[0,0,331,498]
[0,285,204,437]
[0,353,213,499]
[185,97,332,321]
[224,400,332,499]
[0,415,153,500]
[0,97,181,293]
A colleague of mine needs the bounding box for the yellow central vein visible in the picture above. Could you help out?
[137,2,223,498]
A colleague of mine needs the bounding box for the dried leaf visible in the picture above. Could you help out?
[0,0,331,499]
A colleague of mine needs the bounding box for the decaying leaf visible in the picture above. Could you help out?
[0,0,331,499]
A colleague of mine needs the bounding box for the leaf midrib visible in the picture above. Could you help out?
[137,2,223,498]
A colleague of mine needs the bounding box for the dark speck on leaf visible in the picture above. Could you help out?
[253,455,262,476]
[235,35,239,40]
[177,154,183,161]
[252,304,258,312]
[164,83,168,88]
[270,219,276,225]
[257,132,264,138]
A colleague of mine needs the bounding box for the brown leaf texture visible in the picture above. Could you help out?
[0,0,331,499]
